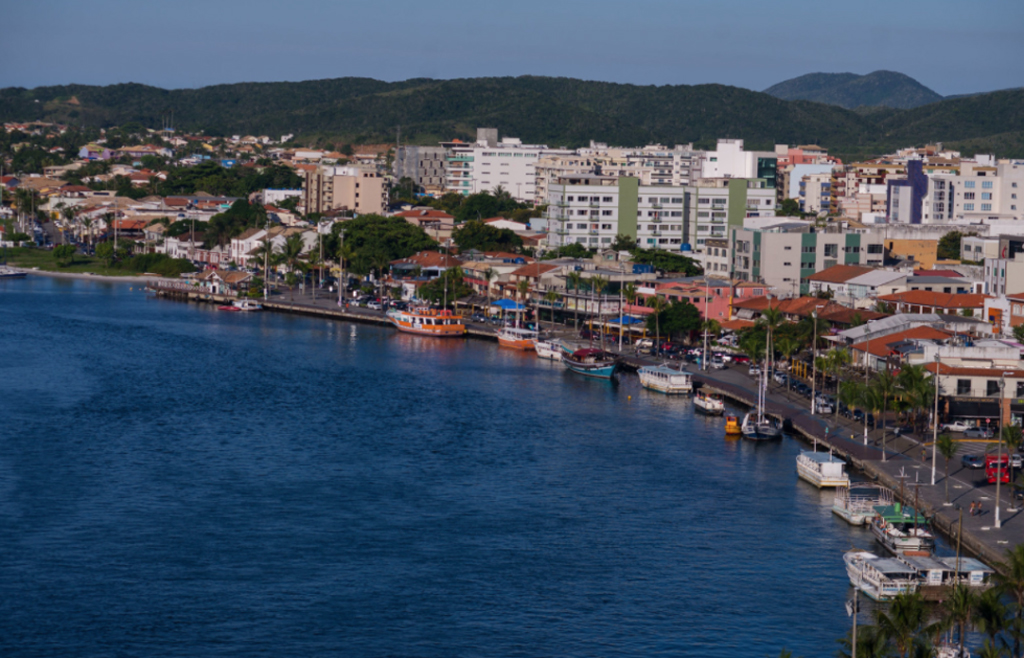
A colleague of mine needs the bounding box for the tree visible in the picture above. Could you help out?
[516,279,531,328]
[658,300,702,342]
[280,233,306,275]
[776,198,802,216]
[325,215,436,275]
[610,234,636,251]
[935,434,959,503]
[873,590,938,658]
[871,370,898,459]
[248,276,264,299]
[53,244,76,266]
[418,267,472,307]
[451,220,523,252]
[701,318,722,339]
[974,587,1008,654]
[943,584,977,656]
[776,336,800,396]
[994,544,1024,658]
[482,268,497,315]
[1013,324,1024,344]
[630,248,702,275]
[544,289,559,327]
[757,305,785,376]
[567,270,583,330]
[540,243,593,260]
[589,274,608,347]
[94,241,115,267]
[936,231,965,261]
[646,296,668,349]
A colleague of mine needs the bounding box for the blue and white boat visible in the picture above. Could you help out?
[563,348,618,379]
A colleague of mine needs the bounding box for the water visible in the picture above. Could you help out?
[0,277,951,657]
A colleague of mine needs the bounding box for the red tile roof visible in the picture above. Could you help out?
[720,319,756,331]
[805,265,874,284]
[925,363,1024,378]
[877,290,990,308]
[390,250,462,269]
[850,326,952,358]
[510,263,558,278]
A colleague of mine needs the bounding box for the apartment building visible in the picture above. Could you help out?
[394,145,447,193]
[303,165,387,215]
[984,251,1024,296]
[962,235,1001,263]
[545,175,775,254]
[445,128,574,201]
[798,172,834,215]
[700,139,778,188]
[952,161,1024,222]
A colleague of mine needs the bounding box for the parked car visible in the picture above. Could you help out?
[366,300,383,311]
[852,409,865,422]
[773,372,788,385]
[893,424,916,437]
[964,427,995,440]
[732,355,751,365]
[469,313,487,323]
[710,355,726,369]
[1012,454,1023,469]
[961,454,986,469]
[817,401,834,414]
[941,421,972,433]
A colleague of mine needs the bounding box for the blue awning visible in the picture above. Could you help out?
[606,316,646,325]
[490,299,525,310]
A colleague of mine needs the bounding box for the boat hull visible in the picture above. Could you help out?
[497,336,536,350]
[796,462,850,488]
[638,369,693,394]
[534,341,562,360]
[387,311,466,337]
[563,361,617,379]
[694,400,724,415]
[871,523,935,557]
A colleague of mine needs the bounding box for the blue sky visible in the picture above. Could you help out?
[4,0,1022,95]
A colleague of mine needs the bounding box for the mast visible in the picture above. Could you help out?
[702,276,709,371]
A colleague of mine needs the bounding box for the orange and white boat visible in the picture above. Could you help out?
[386,307,466,337]
[496,326,538,350]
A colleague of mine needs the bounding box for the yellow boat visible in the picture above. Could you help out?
[724,415,742,436]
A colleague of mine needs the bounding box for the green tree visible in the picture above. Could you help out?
[629,248,702,275]
[873,590,939,658]
[994,544,1024,658]
[943,584,977,656]
[94,241,115,266]
[936,433,960,503]
[567,270,583,330]
[776,198,802,216]
[974,588,1008,654]
[871,370,898,460]
[776,335,800,396]
[544,289,559,327]
[657,300,703,342]
[610,234,637,251]
[418,266,472,307]
[936,231,964,261]
[589,274,608,347]
[326,214,437,275]
[451,220,523,252]
[646,295,668,349]
[53,244,76,266]
[482,267,497,314]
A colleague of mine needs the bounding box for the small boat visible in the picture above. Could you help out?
[832,484,894,526]
[638,365,693,394]
[0,266,27,278]
[796,449,850,488]
[218,299,262,312]
[497,326,538,351]
[724,416,742,435]
[386,307,466,337]
[741,412,782,440]
[844,550,920,602]
[693,392,725,415]
[870,504,935,557]
[563,348,618,379]
[534,339,562,361]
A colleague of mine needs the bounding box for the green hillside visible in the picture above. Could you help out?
[1,76,1022,158]
[763,71,944,109]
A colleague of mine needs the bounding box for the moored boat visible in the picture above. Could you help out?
[0,266,27,278]
[741,412,782,440]
[218,299,262,312]
[497,326,538,350]
[386,307,466,337]
[562,348,618,379]
[832,484,894,526]
[796,450,850,488]
[693,392,725,415]
[844,550,920,602]
[534,339,562,360]
[845,549,993,603]
[870,504,935,557]
[724,416,742,435]
[638,365,693,394]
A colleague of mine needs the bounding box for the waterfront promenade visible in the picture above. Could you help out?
[156,283,1022,566]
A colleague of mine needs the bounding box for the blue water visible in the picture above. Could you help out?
[0,276,937,656]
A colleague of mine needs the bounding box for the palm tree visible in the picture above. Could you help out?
[943,584,977,656]
[824,348,852,428]
[590,275,608,348]
[839,381,864,431]
[994,544,1024,658]
[516,279,531,328]
[81,217,93,246]
[974,588,1008,655]
[371,254,391,306]
[897,364,933,433]
[873,590,938,658]
[936,433,960,503]
[758,305,785,376]
[701,318,722,339]
[544,289,559,327]
[836,624,895,658]
[483,268,497,317]
[872,370,898,460]
[646,295,668,352]
[776,335,799,397]
[567,270,583,330]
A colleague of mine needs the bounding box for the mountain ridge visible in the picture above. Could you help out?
[763,71,945,109]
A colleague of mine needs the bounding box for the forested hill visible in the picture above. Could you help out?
[2,76,1022,159]
[763,71,944,109]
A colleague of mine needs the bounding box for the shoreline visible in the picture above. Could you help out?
[7,266,169,285]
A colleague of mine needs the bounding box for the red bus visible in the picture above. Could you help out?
[986,454,1010,484]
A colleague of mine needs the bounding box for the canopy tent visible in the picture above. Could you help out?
[490,299,525,311]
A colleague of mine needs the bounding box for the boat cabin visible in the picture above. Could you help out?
[900,556,993,588]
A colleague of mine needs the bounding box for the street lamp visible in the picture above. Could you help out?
[996,373,1010,529]
[931,353,941,486]
[811,310,818,415]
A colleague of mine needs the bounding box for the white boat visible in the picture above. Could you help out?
[832,484,894,526]
[638,365,693,394]
[534,339,562,361]
[741,355,781,439]
[844,550,920,602]
[694,392,725,415]
[496,326,538,350]
[796,450,850,488]
[218,299,262,312]
[870,504,935,557]
[0,266,27,278]
[900,555,993,593]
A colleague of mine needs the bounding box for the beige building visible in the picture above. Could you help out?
[304,165,387,215]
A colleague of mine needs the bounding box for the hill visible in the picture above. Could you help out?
[763,71,944,109]
[1,76,1022,159]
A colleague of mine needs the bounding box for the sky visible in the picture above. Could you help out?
[3,0,1022,96]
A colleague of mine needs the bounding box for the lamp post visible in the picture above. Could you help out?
[996,374,1008,529]
[811,310,818,415]
[931,353,940,486]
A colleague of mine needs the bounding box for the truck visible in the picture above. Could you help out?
[986,453,1010,484]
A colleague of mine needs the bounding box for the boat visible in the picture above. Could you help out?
[497,326,538,351]
[832,484,894,526]
[741,353,782,439]
[0,266,27,278]
[386,307,466,337]
[534,339,562,361]
[844,550,921,602]
[724,416,742,435]
[562,348,618,379]
[870,504,935,557]
[900,555,993,596]
[638,365,693,394]
[796,449,850,488]
[218,299,262,312]
[693,392,725,415]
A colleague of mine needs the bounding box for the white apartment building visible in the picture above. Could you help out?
[921,175,956,223]
[961,235,1000,263]
[700,139,778,187]
[445,128,574,202]
[952,161,1024,222]
[545,175,775,254]
[984,252,1024,296]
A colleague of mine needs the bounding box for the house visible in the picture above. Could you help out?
[925,362,1024,426]
[846,270,908,300]
[805,264,875,299]
[230,228,267,267]
[654,278,731,320]
[195,269,255,295]
[508,263,559,288]
[848,326,953,372]
[876,291,990,317]
[390,250,463,278]
[79,144,113,160]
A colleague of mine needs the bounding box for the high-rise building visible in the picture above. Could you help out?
[303,165,387,215]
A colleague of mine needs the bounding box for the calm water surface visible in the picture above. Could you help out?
[0,277,952,657]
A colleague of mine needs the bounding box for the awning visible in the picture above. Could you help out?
[490,299,525,310]
[606,316,646,325]
[947,398,1000,419]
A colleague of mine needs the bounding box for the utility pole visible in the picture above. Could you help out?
[931,353,940,485]
[811,310,818,415]
[263,217,270,300]
[996,374,1007,528]
[702,276,710,371]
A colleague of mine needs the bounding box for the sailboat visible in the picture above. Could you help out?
[742,351,782,440]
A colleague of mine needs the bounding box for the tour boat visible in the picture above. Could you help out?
[638,365,693,394]
[901,555,993,594]
[218,299,262,312]
[386,307,466,337]
[724,416,742,435]
[497,326,538,351]
[693,392,725,415]
[796,450,850,488]
[832,484,894,526]
[562,348,618,379]
[534,339,562,361]
[844,550,920,602]
[870,504,935,557]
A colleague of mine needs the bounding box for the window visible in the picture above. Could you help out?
[1018,382,1024,398]
[964,203,975,211]
[965,181,976,188]
[964,192,975,200]
[567,196,574,202]
[697,211,710,218]
[867,244,883,254]
[601,210,612,216]
[982,204,992,211]
[987,380,1000,397]
[576,223,587,229]
[824,244,838,257]
[982,193,992,200]
[602,196,613,202]
[957,380,972,395]
[671,197,683,203]
[601,224,612,230]
[801,246,816,253]
[982,181,993,189]
[784,246,792,250]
